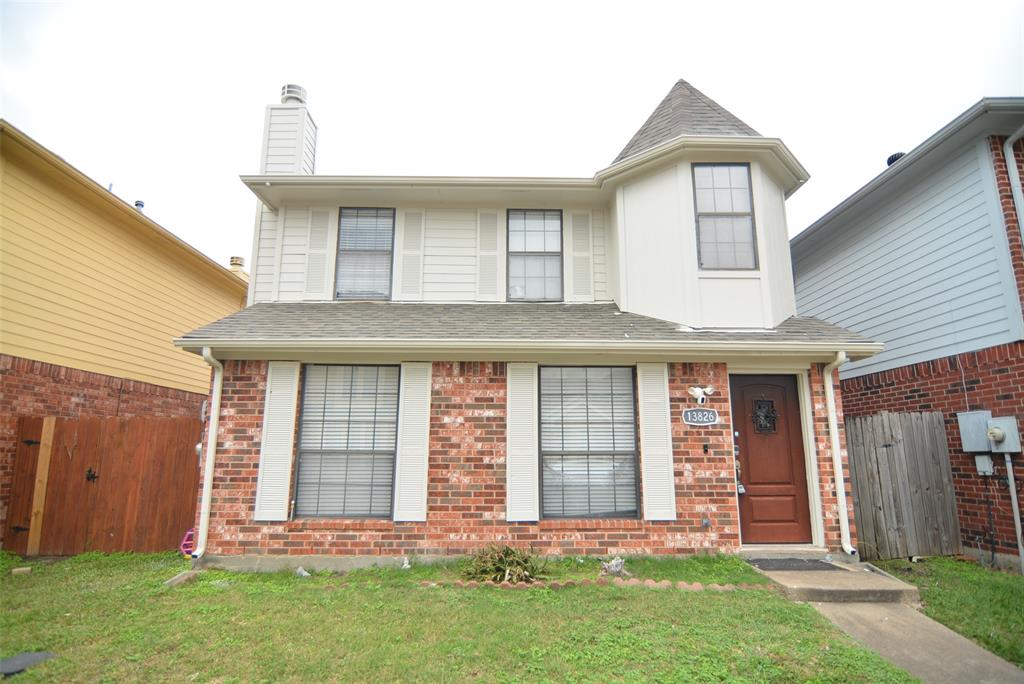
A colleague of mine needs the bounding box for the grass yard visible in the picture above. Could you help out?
[1,551,912,682]
[876,556,1024,667]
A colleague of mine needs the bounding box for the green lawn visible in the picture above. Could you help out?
[1,551,911,682]
[875,556,1024,667]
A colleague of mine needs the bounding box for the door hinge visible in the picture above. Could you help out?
[22,439,40,446]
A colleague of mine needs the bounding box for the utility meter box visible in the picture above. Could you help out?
[957,410,993,452]
[987,416,1021,454]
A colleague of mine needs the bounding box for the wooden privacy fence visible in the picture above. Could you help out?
[846,411,961,561]
[3,416,201,556]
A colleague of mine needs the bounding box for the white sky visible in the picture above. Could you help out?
[3,0,1022,269]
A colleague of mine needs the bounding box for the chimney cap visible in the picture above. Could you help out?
[230,256,245,268]
[134,200,145,211]
[281,84,307,105]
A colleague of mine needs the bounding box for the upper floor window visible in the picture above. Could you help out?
[539,366,639,518]
[295,365,400,518]
[508,209,562,301]
[693,164,758,270]
[336,208,394,299]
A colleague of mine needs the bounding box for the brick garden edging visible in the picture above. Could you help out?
[419,578,774,591]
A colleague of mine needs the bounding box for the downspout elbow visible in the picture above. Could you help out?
[193,347,224,561]
[823,351,856,557]
[1002,124,1024,245]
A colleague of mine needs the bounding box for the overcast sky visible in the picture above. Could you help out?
[3,1,1022,269]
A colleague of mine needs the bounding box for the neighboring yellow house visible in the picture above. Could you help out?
[0,119,247,541]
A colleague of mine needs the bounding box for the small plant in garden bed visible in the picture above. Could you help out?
[461,545,543,584]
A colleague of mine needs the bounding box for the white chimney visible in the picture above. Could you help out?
[259,84,317,174]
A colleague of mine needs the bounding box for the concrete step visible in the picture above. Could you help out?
[755,564,920,603]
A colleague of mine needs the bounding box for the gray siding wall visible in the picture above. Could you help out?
[793,139,1023,379]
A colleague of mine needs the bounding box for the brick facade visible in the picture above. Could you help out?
[838,137,1024,559]
[0,353,204,544]
[199,360,853,558]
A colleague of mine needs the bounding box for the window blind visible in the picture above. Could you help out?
[336,208,395,299]
[539,367,638,518]
[295,365,399,517]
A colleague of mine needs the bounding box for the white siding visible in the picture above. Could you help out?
[793,140,1024,378]
[277,207,314,301]
[422,209,478,301]
[261,104,317,174]
[250,206,279,303]
[592,209,610,302]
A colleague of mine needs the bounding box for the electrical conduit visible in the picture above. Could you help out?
[823,351,856,556]
[193,347,224,560]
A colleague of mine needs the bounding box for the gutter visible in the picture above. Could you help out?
[173,336,883,358]
[823,351,856,556]
[1003,123,1024,244]
[193,347,224,560]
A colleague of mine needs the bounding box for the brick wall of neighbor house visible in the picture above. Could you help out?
[0,354,205,545]
[198,360,853,557]
[838,139,1024,559]
[842,344,1024,557]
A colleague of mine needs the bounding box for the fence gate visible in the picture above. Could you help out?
[846,411,961,561]
[3,416,201,556]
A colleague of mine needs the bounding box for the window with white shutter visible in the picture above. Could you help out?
[539,367,639,518]
[335,208,395,299]
[507,209,563,301]
[294,365,400,518]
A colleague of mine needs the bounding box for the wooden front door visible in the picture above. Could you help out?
[730,375,812,544]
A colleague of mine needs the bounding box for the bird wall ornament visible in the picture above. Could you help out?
[687,386,715,404]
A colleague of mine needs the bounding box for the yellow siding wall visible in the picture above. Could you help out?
[1,140,246,394]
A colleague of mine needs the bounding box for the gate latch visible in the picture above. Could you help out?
[22,439,40,446]
[85,467,99,482]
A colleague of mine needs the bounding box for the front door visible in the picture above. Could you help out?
[730,375,812,544]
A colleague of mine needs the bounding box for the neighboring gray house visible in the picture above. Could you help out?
[791,98,1024,563]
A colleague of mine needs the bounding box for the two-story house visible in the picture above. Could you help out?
[792,99,1024,568]
[178,81,880,569]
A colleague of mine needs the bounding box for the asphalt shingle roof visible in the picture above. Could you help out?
[180,302,871,347]
[613,80,760,164]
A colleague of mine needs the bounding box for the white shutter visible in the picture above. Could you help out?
[393,362,432,521]
[636,363,677,520]
[476,210,501,300]
[506,362,539,521]
[396,210,424,300]
[304,209,330,298]
[254,361,301,521]
[568,211,594,301]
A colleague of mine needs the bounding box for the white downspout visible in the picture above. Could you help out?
[823,351,856,556]
[193,347,224,560]
[1002,124,1024,243]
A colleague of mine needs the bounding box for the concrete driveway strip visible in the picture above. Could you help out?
[814,602,1024,684]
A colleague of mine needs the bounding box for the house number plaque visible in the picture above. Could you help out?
[682,408,720,426]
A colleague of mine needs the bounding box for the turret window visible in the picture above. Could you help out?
[693,164,758,270]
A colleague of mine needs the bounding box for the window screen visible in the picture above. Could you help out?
[336,208,394,299]
[295,365,399,517]
[540,367,638,518]
[508,209,562,301]
[693,164,758,270]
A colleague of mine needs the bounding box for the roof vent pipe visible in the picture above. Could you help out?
[886,152,905,167]
[281,84,307,105]
[134,200,145,212]
[229,256,245,268]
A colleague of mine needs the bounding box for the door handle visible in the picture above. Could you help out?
[85,467,99,482]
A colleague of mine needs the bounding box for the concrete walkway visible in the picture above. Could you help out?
[815,602,1024,683]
